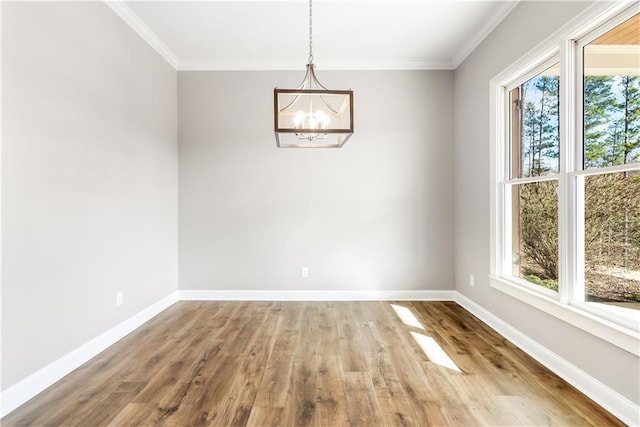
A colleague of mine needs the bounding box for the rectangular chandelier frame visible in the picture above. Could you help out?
[274,88,354,148]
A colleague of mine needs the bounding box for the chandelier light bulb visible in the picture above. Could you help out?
[316,110,329,128]
[293,111,305,128]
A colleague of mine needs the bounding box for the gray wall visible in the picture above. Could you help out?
[5,0,636,413]
[1,2,178,389]
[178,70,454,291]
[454,1,639,405]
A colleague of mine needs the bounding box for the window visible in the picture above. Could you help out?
[507,63,560,293]
[490,4,640,354]
[579,20,640,317]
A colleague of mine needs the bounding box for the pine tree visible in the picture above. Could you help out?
[618,75,640,165]
[522,99,538,176]
[584,76,615,167]
[520,76,560,177]
[535,76,560,173]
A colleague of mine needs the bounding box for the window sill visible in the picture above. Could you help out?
[489,275,640,356]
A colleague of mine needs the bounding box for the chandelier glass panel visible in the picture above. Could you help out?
[274,0,354,148]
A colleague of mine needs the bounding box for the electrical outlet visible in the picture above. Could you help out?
[469,275,475,287]
[301,267,309,278]
[116,291,124,307]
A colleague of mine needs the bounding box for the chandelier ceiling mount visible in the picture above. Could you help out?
[273,0,354,148]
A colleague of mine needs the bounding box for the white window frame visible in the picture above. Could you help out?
[489,1,640,356]
[501,55,561,300]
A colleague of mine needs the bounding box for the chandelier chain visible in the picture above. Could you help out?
[308,0,313,63]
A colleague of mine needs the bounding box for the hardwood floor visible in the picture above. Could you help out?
[2,301,623,426]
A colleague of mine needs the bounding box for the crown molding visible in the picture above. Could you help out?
[103,0,180,69]
[178,59,454,71]
[103,0,454,72]
[104,0,519,72]
[451,0,520,68]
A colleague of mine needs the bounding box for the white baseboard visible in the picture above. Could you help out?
[454,292,640,427]
[0,288,450,417]
[178,289,456,301]
[0,291,179,418]
[3,289,637,426]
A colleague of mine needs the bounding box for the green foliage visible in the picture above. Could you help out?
[520,76,559,177]
[585,75,640,167]
[617,75,640,164]
[516,73,639,297]
[584,76,615,166]
[584,172,640,272]
[518,181,558,280]
[623,293,640,303]
[524,275,559,292]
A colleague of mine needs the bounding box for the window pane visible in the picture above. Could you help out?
[584,171,640,310]
[511,180,559,291]
[510,64,560,178]
[584,14,640,168]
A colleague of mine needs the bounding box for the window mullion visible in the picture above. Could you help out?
[572,35,586,308]
[558,39,577,304]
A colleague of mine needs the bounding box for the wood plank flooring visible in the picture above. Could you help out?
[2,301,623,426]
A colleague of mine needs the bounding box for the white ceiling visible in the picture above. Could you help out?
[108,0,520,70]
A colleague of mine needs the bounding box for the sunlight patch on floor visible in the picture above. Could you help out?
[390,304,425,330]
[410,331,462,373]
[390,303,462,373]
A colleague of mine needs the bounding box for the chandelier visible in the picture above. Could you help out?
[273,0,354,148]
